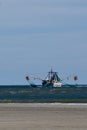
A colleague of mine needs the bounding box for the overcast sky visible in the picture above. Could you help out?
[0,0,87,85]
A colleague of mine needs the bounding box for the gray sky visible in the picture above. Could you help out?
[0,0,87,85]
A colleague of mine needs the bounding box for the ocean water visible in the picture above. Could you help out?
[0,85,87,103]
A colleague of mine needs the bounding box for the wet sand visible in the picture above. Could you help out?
[0,103,87,130]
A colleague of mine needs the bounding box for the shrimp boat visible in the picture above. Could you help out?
[26,69,62,87]
[26,69,78,87]
[42,69,62,87]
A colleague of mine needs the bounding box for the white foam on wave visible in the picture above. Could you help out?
[28,103,87,106]
[49,103,87,105]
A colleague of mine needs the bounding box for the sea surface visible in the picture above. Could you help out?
[0,85,87,103]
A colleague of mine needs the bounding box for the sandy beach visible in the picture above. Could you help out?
[0,103,87,130]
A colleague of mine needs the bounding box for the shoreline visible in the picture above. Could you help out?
[0,99,87,103]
